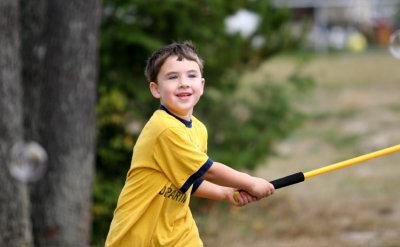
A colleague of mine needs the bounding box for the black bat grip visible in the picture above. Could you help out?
[270,172,305,189]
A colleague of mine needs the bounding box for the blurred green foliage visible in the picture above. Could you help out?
[93,0,310,244]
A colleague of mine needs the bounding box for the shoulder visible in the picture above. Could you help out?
[191,115,207,131]
[135,110,180,145]
[146,109,181,131]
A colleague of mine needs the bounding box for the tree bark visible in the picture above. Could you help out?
[25,1,100,246]
[0,0,33,246]
[0,0,100,245]
[20,0,48,142]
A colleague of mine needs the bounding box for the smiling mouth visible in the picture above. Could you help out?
[177,93,192,97]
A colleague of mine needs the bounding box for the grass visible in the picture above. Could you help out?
[196,50,400,247]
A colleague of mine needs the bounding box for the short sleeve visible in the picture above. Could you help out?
[153,127,213,193]
[191,178,204,195]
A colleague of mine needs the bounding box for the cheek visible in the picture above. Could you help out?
[161,86,176,100]
[164,85,175,95]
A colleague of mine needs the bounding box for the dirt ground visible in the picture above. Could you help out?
[198,50,400,247]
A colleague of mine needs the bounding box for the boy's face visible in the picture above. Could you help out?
[150,56,204,120]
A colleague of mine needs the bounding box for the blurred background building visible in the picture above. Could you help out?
[274,0,400,51]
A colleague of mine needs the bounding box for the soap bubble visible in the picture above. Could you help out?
[389,30,400,59]
[8,141,48,183]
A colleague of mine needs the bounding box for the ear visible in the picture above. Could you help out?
[200,78,205,95]
[149,82,161,99]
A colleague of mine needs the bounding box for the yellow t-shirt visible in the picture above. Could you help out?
[105,106,213,247]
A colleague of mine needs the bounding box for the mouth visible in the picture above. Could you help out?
[176,92,192,99]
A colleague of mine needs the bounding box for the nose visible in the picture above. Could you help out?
[178,77,189,88]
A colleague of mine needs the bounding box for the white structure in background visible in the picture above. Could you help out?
[225,9,266,48]
[274,0,400,51]
[225,9,260,38]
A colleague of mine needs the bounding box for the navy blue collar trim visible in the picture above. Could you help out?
[158,105,192,128]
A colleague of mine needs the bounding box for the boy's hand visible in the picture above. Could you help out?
[248,177,275,199]
[225,188,258,206]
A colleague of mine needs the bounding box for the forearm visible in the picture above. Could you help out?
[192,180,229,200]
[201,161,253,191]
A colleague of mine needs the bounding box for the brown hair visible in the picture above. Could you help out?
[144,41,204,83]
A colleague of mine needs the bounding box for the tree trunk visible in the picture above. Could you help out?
[0,0,33,246]
[25,1,100,246]
[20,0,47,142]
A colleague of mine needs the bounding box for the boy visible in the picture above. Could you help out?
[105,41,275,246]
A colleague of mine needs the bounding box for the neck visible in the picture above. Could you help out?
[158,105,193,128]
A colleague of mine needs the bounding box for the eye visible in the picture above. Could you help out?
[168,75,178,80]
[188,74,197,78]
